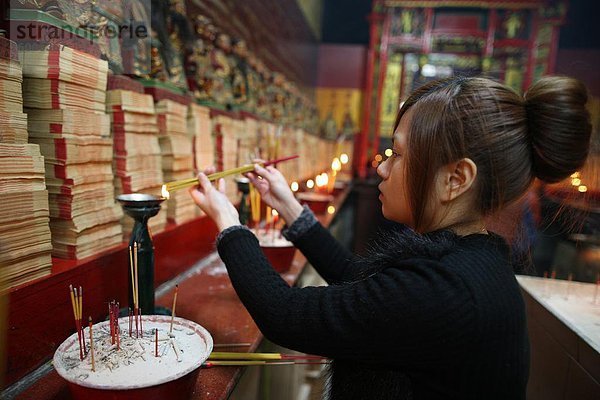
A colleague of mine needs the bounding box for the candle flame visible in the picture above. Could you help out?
[340,154,349,164]
[291,181,299,192]
[161,185,170,199]
[332,158,341,171]
[306,179,315,189]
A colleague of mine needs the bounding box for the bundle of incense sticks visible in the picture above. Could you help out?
[161,155,299,196]
[108,300,121,349]
[129,242,141,337]
[249,183,261,229]
[203,351,328,368]
[202,360,328,368]
[265,206,272,233]
[208,351,325,361]
[68,284,86,360]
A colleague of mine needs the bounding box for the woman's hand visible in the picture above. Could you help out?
[245,163,303,225]
[189,167,240,231]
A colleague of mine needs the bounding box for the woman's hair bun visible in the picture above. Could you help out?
[524,76,592,183]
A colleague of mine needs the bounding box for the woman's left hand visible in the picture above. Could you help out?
[189,167,240,231]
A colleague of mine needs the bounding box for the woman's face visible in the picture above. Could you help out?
[377,111,413,226]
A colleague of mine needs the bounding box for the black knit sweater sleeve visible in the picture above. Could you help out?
[217,228,478,366]
[290,221,363,284]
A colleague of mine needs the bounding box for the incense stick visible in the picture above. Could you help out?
[128,307,132,337]
[162,155,299,195]
[208,352,326,361]
[213,343,252,348]
[170,285,179,334]
[79,286,86,354]
[202,360,328,368]
[69,285,84,360]
[88,317,95,372]
[134,242,139,338]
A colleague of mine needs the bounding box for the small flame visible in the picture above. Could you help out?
[291,181,299,192]
[331,158,341,171]
[340,153,349,164]
[161,185,170,200]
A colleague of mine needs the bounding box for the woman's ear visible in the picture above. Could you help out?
[437,158,478,203]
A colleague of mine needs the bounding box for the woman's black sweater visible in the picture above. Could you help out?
[216,214,529,399]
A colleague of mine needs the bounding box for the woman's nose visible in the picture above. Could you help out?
[377,159,389,179]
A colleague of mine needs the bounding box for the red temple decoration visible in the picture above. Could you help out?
[358,0,568,178]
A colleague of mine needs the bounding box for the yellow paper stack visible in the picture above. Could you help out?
[107,89,167,236]
[157,100,196,224]
[0,38,52,289]
[21,46,122,259]
[212,114,239,203]
[187,103,214,217]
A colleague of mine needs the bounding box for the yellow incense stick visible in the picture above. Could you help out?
[207,360,269,366]
[133,242,139,309]
[161,155,299,197]
[170,285,179,334]
[129,245,135,308]
[69,285,77,320]
[209,352,282,361]
[78,286,83,323]
[266,206,272,226]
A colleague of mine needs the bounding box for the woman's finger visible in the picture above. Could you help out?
[203,165,216,175]
[254,164,272,180]
[197,172,213,191]
[217,177,226,194]
[189,186,206,204]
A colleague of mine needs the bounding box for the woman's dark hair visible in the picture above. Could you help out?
[394,76,592,232]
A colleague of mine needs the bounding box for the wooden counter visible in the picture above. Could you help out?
[5,186,351,399]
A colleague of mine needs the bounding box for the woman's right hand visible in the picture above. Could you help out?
[245,163,304,225]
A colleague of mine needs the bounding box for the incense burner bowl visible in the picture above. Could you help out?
[296,192,334,214]
[255,230,295,273]
[54,315,212,400]
[332,180,348,196]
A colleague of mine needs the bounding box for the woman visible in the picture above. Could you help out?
[190,76,592,399]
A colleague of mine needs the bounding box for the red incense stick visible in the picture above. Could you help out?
[262,155,299,167]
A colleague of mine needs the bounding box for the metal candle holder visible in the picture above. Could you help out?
[117,193,169,315]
